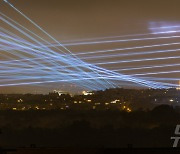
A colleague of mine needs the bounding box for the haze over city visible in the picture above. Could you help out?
[1,0,180,94]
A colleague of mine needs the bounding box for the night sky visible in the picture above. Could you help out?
[1,0,180,93]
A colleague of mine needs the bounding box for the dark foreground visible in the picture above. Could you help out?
[1,147,180,154]
[0,106,179,148]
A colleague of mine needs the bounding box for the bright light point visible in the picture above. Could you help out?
[35,106,40,110]
[127,108,132,112]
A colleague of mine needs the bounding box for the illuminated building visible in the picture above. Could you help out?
[82,91,93,96]
[50,90,69,96]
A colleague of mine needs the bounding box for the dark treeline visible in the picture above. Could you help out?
[0,105,179,148]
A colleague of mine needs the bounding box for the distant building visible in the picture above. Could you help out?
[49,90,69,96]
[82,91,93,96]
